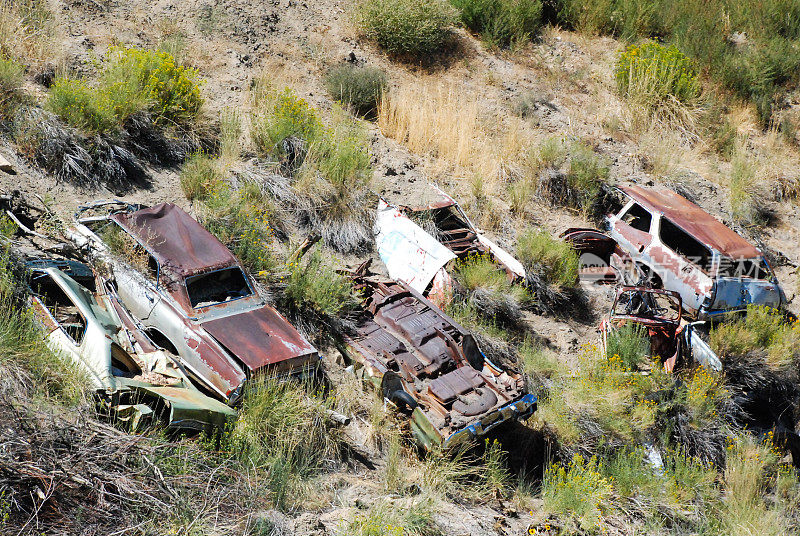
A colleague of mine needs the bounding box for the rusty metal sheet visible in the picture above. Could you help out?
[375,199,456,293]
[201,305,318,371]
[343,264,534,448]
[111,203,238,279]
[620,186,761,259]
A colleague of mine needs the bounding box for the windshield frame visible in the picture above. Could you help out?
[184,266,255,310]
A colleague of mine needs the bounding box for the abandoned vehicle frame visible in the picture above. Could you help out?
[605,186,785,319]
[27,258,236,432]
[68,201,319,404]
[341,261,536,449]
[375,188,525,302]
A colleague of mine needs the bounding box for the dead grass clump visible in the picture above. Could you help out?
[378,80,528,180]
[0,400,171,534]
[0,0,63,75]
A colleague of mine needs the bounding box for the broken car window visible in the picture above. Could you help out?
[32,274,88,345]
[717,256,771,280]
[614,289,680,322]
[658,217,713,272]
[621,203,652,232]
[185,267,253,308]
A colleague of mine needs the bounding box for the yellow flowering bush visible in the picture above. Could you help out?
[542,454,613,532]
[47,46,204,134]
[102,46,204,125]
[252,88,323,156]
[615,41,700,106]
[46,79,118,134]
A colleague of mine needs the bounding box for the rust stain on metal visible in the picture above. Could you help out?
[620,186,761,259]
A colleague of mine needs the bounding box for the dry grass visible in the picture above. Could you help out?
[378,79,529,181]
[0,0,65,73]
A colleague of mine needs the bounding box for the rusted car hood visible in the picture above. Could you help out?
[201,305,318,371]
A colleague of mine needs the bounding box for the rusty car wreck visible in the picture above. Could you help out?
[375,188,525,301]
[605,186,785,319]
[341,262,536,449]
[27,258,236,431]
[69,201,319,403]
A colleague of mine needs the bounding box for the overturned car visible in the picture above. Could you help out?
[27,258,236,431]
[341,262,536,449]
[605,186,785,319]
[69,201,319,403]
[375,189,525,301]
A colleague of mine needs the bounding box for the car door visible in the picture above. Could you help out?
[113,257,162,322]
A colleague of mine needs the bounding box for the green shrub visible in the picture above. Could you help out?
[515,228,580,288]
[559,0,800,125]
[284,249,358,318]
[324,64,387,118]
[46,79,118,134]
[615,41,700,110]
[225,376,340,509]
[179,153,221,201]
[252,87,323,158]
[558,0,661,40]
[47,47,204,134]
[536,135,568,169]
[0,56,24,117]
[312,115,372,190]
[201,183,280,276]
[710,305,800,369]
[605,323,650,370]
[565,141,609,208]
[542,454,614,532]
[453,252,518,294]
[451,0,542,48]
[101,46,204,125]
[354,0,458,57]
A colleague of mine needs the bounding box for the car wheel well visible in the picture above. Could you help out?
[144,328,179,355]
[635,262,663,289]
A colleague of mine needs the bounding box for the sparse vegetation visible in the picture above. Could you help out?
[451,0,543,48]
[179,152,222,201]
[47,47,204,135]
[515,229,579,288]
[325,64,387,118]
[354,0,458,57]
[616,41,700,124]
[558,0,800,126]
[225,376,342,509]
